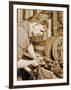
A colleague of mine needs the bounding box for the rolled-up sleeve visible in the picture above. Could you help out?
[17,22,29,59]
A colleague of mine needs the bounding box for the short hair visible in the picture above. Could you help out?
[27,12,49,28]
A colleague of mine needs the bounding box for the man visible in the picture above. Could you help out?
[17,19,47,80]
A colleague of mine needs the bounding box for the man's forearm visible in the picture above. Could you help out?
[17,59,33,69]
[17,58,39,69]
[27,44,37,59]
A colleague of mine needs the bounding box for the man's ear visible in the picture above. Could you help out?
[28,22,34,37]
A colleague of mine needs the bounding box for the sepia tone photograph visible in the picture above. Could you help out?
[17,9,63,80]
[9,1,69,88]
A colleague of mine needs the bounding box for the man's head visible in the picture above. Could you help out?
[29,21,47,42]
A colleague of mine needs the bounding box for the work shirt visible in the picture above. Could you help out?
[17,21,30,59]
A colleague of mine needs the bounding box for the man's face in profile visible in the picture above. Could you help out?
[29,21,47,42]
[32,22,46,37]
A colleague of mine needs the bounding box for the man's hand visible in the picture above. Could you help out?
[32,60,40,67]
[32,57,45,67]
[37,56,45,65]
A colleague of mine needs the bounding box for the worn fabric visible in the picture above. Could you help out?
[17,21,30,59]
[37,67,53,79]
